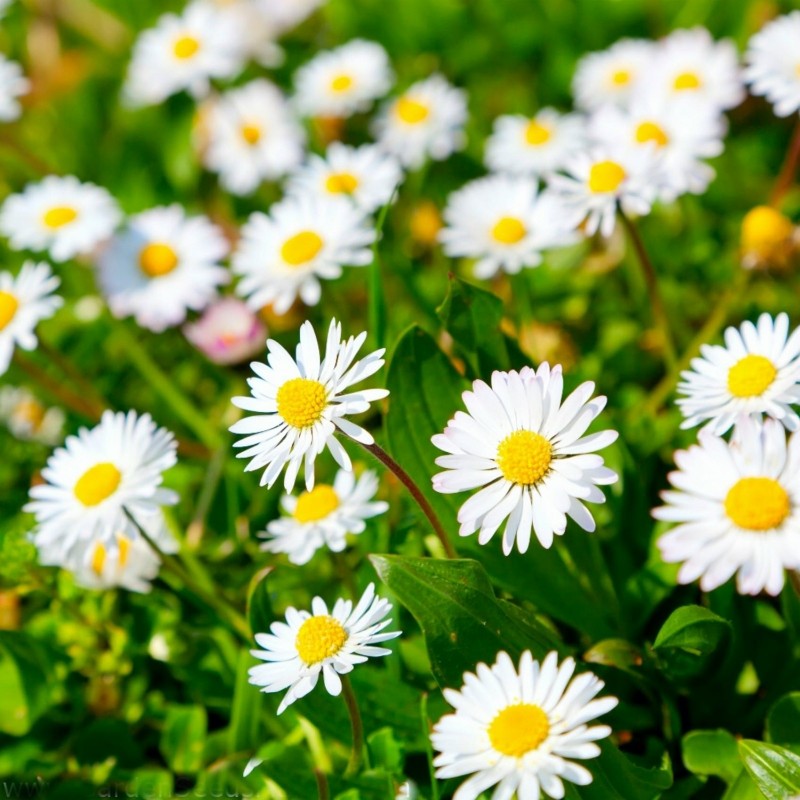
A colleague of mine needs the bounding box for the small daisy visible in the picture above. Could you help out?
[677,312,800,434]
[484,109,586,178]
[0,386,64,445]
[432,364,618,554]
[0,262,62,376]
[654,415,800,596]
[293,39,393,118]
[204,0,282,67]
[0,176,121,262]
[439,176,578,279]
[0,54,29,122]
[184,296,267,366]
[261,468,387,564]
[201,79,306,195]
[248,582,400,713]
[25,410,179,565]
[97,204,229,333]
[285,143,402,214]
[432,650,618,800]
[744,12,800,118]
[572,38,655,111]
[233,194,374,315]
[254,0,323,35]
[373,75,468,170]
[230,319,388,492]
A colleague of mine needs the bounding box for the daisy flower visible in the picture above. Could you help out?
[744,12,800,118]
[677,312,800,434]
[25,410,179,565]
[432,364,618,554]
[200,79,305,195]
[439,176,578,279]
[484,109,586,178]
[260,468,388,564]
[285,143,402,214]
[233,194,374,315]
[0,0,13,17]
[97,204,229,333]
[203,0,282,67]
[0,176,121,262]
[293,39,393,119]
[230,319,388,492]
[373,75,468,170]
[248,582,400,713]
[184,296,267,366]
[654,415,800,596]
[0,262,62,376]
[254,0,323,35]
[0,386,64,445]
[740,206,798,271]
[0,54,29,121]
[431,650,618,800]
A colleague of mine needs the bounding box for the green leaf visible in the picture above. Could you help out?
[228,650,262,754]
[766,692,800,745]
[738,739,800,800]
[129,770,174,797]
[0,631,50,736]
[721,770,764,800]
[160,705,207,774]
[572,745,673,800]
[584,639,643,673]
[682,729,741,785]
[247,565,275,637]
[653,606,731,655]
[367,727,404,773]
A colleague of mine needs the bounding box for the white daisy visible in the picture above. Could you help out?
[431,650,618,800]
[230,318,388,492]
[373,74,468,170]
[285,143,402,214]
[439,176,578,279]
[248,582,400,714]
[293,39,393,119]
[0,54,29,122]
[0,176,121,262]
[260,468,388,564]
[0,261,62,376]
[233,194,374,315]
[0,386,64,445]
[25,410,179,565]
[432,364,618,555]
[654,415,800,596]
[677,312,800,434]
[253,0,323,35]
[744,12,800,118]
[201,79,306,195]
[484,109,586,178]
[97,204,229,333]
[0,0,14,18]
[203,0,282,67]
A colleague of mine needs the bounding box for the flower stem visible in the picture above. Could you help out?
[771,118,800,207]
[341,675,364,778]
[358,440,457,558]
[420,693,440,800]
[314,769,330,800]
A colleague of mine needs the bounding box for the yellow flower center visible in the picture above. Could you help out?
[396,97,429,125]
[635,120,669,147]
[488,704,550,757]
[173,35,200,60]
[588,160,626,193]
[496,430,553,486]
[491,216,527,245]
[281,231,324,266]
[91,542,107,576]
[293,484,340,523]
[741,206,794,256]
[139,242,179,278]
[724,477,790,531]
[610,68,631,86]
[241,124,262,145]
[524,120,552,146]
[295,615,348,665]
[276,377,327,428]
[673,71,701,91]
[325,172,360,195]
[73,462,122,507]
[330,74,353,93]
[42,206,78,229]
[727,354,777,398]
[0,291,19,330]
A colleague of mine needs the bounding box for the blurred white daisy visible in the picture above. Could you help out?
[677,312,800,434]
[0,262,62,376]
[233,194,374,315]
[439,176,578,279]
[293,39,393,118]
[654,415,800,596]
[0,0,13,18]
[432,364,618,554]
[0,54,29,121]
[184,296,266,366]
[201,79,305,195]
[0,176,121,263]
[484,109,585,178]
[0,386,64,445]
[25,410,179,565]
[285,143,402,214]
[744,12,800,118]
[203,0,282,67]
[230,319,388,491]
[97,204,229,333]
[431,650,618,800]
[260,468,387,564]
[373,75,468,170]
[248,582,400,713]
[253,0,323,35]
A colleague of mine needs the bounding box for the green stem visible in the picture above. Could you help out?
[342,675,364,778]
[368,190,397,352]
[420,693,440,800]
[314,769,330,800]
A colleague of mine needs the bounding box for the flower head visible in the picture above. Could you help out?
[745,12,800,118]
[184,296,267,365]
[0,386,64,445]
[0,54,29,121]
[740,206,798,271]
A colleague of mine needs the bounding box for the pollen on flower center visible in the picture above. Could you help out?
[496,430,553,486]
[281,230,324,266]
[727,354,777,397]
[325,172,359,195]
[491,216,527,245]
[635,121,669,147]
[173,35,200,60]
[488,703,550,757]
[241,124,262,145]
[295,615,348,665]
[673,71,701,90]
[396,97,429,125]
[524,120,552,145]
[139,242,179,277]
[294,484,340,523]
[74,462,122,507]
[610,68,631,86]
[330,74,353,92]
[42,206,78,229]
[0,291,19,330]
[588,160,626,194]
[276,377,328,428]
[724,477,790,531]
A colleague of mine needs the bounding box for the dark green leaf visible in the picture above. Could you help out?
[247,566,275,636]
[653,606,731,655]
[738,739,800,800]
[682,729,741,785]
[766,692,800,745]
[228,650,262,754]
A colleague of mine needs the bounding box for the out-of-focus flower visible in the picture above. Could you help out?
[572,39,655,110]
[184,296,266,365]
[517,321,579,371]
[253,0,324,35]
[0,386,64,445]
[740,206,798,271]
[204,0,282,67]
[409,201,443,249]
[0,0,14,19]
[745,12,800,118]
[0,54,29,121]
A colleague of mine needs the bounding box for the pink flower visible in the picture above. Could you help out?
[184,297,266,365]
